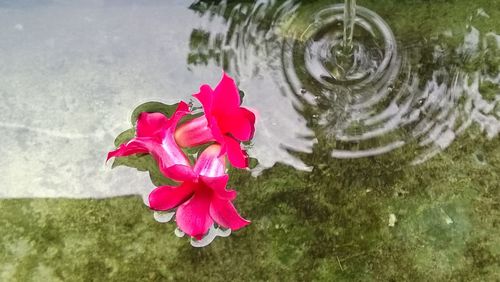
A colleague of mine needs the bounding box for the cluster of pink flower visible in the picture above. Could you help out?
[107,73,255,240]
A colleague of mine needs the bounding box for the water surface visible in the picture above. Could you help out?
[0,0,498,280]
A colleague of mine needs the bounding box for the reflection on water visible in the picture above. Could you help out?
[187,0,499,166]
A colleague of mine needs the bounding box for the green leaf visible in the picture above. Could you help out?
[239,89,245,104]
[179,111,204,126]
[248,157,259,169]
[114,128,135,147]
[130,101,180,125]
[183,142,213,156]
[112,154,177,187]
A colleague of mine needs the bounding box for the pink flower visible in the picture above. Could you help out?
[107,102,196,182]
[175,73,256,169]
[148,144,250,240]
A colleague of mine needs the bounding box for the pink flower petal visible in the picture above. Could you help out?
[148,182,195,211]
[212,72,241,114]
[137,102,189,140]
[139,136,195,181]
[176,187,214,239]
[163,164,197,182]
[175,101,190,114]
[239,107,256,138]
[224,136,248,169]
[136,112,168,139]
[107,101,196,181]
[166,102,190,128]
[157,133,191,168]
[209,197,250,231]
[174,115,215,147]
[207,115,225,143]
[218,107,256,141]
[106,139,149,161]
[108,137,193,180]
[199,175,236,200]
[194,144,226,177]
[193,84,214,115]
[199,174,227,190]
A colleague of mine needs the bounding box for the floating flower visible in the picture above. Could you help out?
[148,144,250,240]
[108,72,255,245]
[107,102,196,182]
[175,73,256,168]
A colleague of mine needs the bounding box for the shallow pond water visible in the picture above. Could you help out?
[0,0,498,280]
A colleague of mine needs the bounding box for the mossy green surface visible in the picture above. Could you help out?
[1,130,498,281]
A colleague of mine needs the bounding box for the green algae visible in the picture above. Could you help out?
[1,130,498,281]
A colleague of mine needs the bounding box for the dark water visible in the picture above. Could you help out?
[0,0,498,280]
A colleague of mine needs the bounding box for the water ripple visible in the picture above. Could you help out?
[188,0,499,167]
